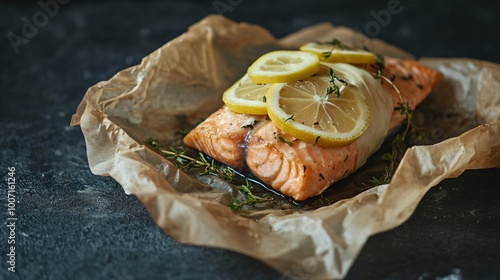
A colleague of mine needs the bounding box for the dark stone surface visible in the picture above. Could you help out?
[1,0,499,279]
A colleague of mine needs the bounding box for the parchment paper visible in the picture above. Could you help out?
[71,15,500,279]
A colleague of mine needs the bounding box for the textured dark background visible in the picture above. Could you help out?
[1,0,500,279]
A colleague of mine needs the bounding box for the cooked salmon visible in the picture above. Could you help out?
[183,58,442,200]
[182,106,267,169]
[381,58,443,131]
[246,121,358,200]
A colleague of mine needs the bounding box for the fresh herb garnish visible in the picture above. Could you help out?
[278,136,293,147]
[359,109,421,191]
[314,136,321,145]
[326,68,348,98]
[145,138,235,181]
[321,38,347,59]
[358,52,428,190]
[371,54,385,81]
[146,138,274,211]
[228,180,274,211]
[306,195,335,208]
[175,128,189,137]
[329,38,345,49]
[322,51,332,60]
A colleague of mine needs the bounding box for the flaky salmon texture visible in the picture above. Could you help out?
[183,57,443,200]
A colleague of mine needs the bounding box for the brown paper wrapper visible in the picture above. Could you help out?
[71,15,500,279]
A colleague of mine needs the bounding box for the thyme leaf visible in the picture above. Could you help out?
[228,180,274,211]
[326,68,348,98]
[320,38,347,59]
[314,136,321,145]
[175,128,189,138]
[322,51,332,60]
[329,38,345,49]
[307,195,335,208]
[278,136,293,147]
[371,54,385,81]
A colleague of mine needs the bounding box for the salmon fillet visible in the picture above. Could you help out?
[246,121,358,200]
[182,106,267,169]
[184,58,442,200]
[382,57,443,131]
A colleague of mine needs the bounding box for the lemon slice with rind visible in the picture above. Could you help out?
[300,42,375,64]
[266,74,372,147]
[247,50,320,84]
[222,74,270,115]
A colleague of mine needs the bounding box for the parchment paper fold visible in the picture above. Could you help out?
[71,15,500,279]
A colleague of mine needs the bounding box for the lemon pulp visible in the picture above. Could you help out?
[266,73,372,147]
[222,74,270,115]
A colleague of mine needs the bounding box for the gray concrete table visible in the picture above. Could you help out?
[1,1,499,279]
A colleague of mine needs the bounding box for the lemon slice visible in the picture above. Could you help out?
[300,42,375,64]
[222,74,270,115]
[247,50,319,84]
[266,75,372,147]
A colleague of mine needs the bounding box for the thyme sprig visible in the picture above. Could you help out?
[321,38,347,59]
[357,50,426,190]
[360,106,418,190]
[306,195,335,209]
[326,68,348,98]
[229,180,274,211]
[371,54,385,80]
[145,138,235,181]
[146,138,273,211]
[369,54,409,132]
